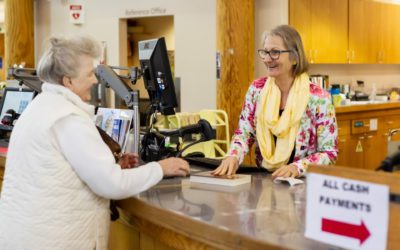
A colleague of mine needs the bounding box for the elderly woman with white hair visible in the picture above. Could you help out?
[0,35,189,249]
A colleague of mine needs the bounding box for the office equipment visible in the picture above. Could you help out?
[7,68,42,92]
[139,37,178,116]
[140,119,213,162]
[0,87,35,129]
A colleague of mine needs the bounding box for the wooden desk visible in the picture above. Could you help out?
[113,169,333,250]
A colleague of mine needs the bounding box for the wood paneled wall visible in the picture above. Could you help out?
[216,0,254,163]
[5,0,35,70]
[0,34,5,81]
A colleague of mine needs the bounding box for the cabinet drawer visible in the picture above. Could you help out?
[351,118,378,135]
[382,115,400,131]
[337,120,350,136]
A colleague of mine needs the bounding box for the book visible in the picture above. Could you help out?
[188,181,252,193]
[189,171,251,187]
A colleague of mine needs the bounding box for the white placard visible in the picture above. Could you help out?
[69,4,84,24]
[305,173,389,250]
[369,118,378,131]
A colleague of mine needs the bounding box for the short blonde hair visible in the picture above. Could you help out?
[262,25,309,76]
[37,35,101,85]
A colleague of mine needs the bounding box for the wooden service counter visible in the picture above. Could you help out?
[0,154,6,193]
[335,101,400,170]
[111,167,333,250]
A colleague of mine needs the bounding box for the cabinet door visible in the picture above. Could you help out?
[289,0,312,60]
[336,120,351,166]
[380,115,400,157]
[381,3,400,63]
[349,0,383,63]
[348,134,365,169]
[311,0,348,63]
[290,0,348,63]
[336,134,352,167]
[364,132,386,170]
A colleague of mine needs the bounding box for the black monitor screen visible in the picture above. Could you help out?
[138,37,178,116]
[0,87,35,126]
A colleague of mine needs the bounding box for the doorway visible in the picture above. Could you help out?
[126,16,174,100]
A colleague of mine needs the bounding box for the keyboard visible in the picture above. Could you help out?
[184,157,270,173]
[0,124,13,132]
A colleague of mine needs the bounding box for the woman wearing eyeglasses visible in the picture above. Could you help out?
[212,25,338,178]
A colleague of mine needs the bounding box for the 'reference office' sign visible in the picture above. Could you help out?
[305,173,389,250]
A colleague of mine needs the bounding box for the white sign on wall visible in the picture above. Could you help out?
[69,4,84,24]
[305,173,389,250]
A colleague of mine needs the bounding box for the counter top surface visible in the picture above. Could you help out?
[118,166,334,250]
[335,100,400,114]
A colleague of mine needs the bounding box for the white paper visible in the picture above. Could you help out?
[273,176,304,186]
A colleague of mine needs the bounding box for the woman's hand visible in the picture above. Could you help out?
[158,157,190,177]
[271,164,299,178]
[118,153,140,169]
[211,156,239,176]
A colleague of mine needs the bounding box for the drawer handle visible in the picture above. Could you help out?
[339,139,346,142]
[387,121,394,125]
[359,136,365,140]
[367,135,373,139]
[364,124,370,127]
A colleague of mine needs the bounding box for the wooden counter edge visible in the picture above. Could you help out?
[308,165,400,194]
[117,196,285,250]
[335,101,400,114]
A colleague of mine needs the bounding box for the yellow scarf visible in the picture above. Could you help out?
[256,73,310,170]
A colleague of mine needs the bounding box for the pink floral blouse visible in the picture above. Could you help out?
[228,77,338,176]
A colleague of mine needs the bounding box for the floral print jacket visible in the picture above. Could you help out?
[228,77,338,176]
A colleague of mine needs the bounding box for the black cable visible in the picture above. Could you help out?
[176,137,207,158]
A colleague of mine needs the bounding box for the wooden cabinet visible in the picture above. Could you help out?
[336,103,400,170]
[348,0,382,63]
[289,0,348,63]
[290,0,400,64]
[380,3,400,63]
[338,117,383,170]
[336,120,352,166]
[379,115,400,158]
[350,0,400,63]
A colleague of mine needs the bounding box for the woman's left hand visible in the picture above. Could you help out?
[118,153,140,169]
[272,164,299,178]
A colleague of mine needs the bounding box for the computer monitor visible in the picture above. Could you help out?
[0,87,36,126]
[138,37,178,116]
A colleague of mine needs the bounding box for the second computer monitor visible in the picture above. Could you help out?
[0,87,36,126]
[138,37,178,116]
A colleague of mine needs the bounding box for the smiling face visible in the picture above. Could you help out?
[262,35,294,80]
[63,55,98,102]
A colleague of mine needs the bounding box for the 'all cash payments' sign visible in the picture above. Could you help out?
[305,173,389,250]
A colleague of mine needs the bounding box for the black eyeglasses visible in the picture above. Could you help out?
[257,49,292,60]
